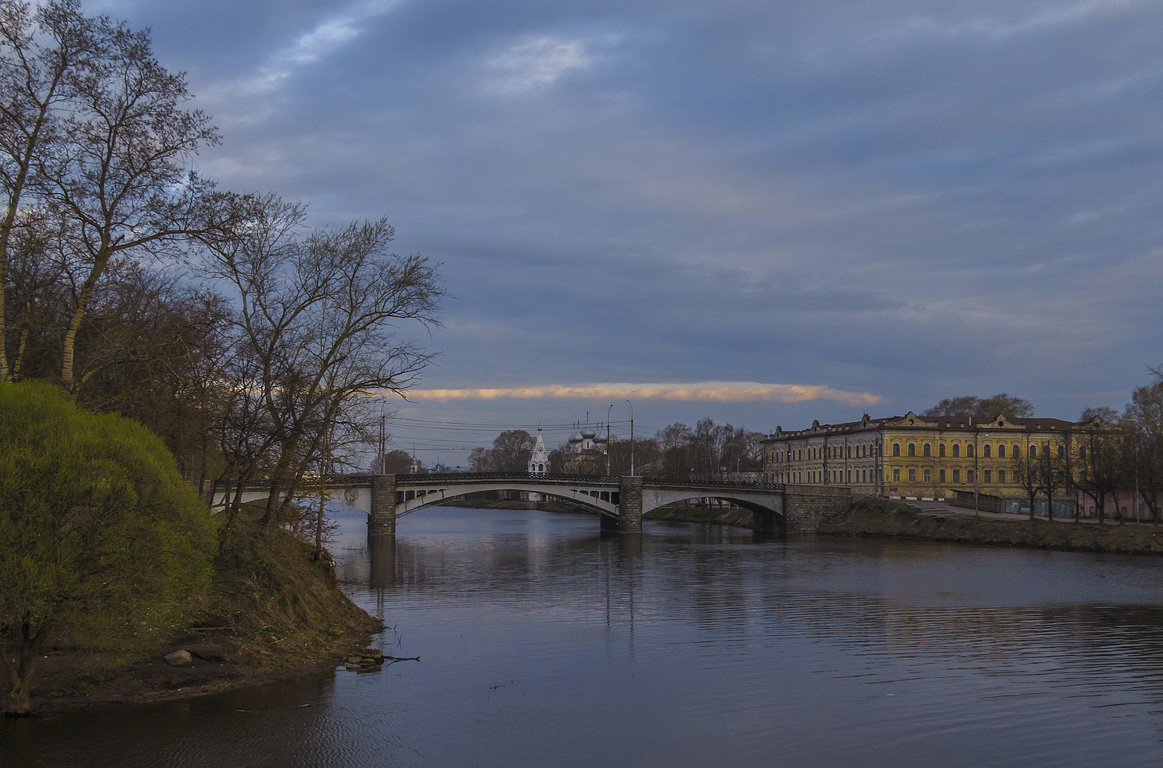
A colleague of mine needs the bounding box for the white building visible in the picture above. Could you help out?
[528,427,550,475]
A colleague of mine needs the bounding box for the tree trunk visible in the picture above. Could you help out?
[3,622,47,717]
[60,244,113,393]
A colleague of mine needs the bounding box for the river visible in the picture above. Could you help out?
[6,506,1163,767]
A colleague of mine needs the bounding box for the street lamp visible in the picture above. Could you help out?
[626,399,635,476]
[606,403,613,475]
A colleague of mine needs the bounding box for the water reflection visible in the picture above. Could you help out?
[7,506,1163,768]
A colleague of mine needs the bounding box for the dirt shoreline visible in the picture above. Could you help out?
[4,523,381,717]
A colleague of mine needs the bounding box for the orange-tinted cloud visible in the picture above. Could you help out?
[405,381,881,407]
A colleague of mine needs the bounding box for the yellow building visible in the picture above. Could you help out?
[762,411,1097,500]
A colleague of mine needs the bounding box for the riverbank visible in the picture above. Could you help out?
[6,522,381,714]
[442,495,1163,555]
[821,496,1163,555]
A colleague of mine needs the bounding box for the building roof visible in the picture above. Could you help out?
[765,410,1098,441]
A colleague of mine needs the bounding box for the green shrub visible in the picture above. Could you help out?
[1,381,217,713]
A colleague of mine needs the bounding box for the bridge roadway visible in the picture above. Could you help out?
[220,473,848,536]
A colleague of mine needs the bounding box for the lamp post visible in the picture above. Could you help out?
[626,399,635,476]
[606,403,613,475]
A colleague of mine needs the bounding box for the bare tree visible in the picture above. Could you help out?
[45,19,222,391]
[924,394,1034,419]
[201,194,442,526]
[1073,423,1122,524]
[1123,371,1163,521]
[0,0,104,382]
[470,430,535,472]
[655,422,693,480]
[1037,445,1065,522]
[1014,451,1041,520]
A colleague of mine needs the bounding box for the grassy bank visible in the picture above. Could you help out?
[821,497,1163,555]
[12,522,380,712]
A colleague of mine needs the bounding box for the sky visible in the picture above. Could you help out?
[96,0,1163,465]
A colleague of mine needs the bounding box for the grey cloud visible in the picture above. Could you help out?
[98,0,1163,456]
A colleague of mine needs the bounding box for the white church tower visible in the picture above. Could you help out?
[528,427,550,475]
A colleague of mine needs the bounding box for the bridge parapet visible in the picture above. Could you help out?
[310,472,804,537]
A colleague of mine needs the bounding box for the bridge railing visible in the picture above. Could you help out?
[642,478,786,492]
[393,472,622,484]
[334,471,783,492]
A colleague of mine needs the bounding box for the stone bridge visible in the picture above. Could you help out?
[249,472,848,537]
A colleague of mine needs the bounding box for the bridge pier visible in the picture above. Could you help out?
[750,507,786,537]
[616,476,644,534]
[368,474,397,537]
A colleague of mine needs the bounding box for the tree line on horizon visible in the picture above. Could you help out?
[455,419,766,481]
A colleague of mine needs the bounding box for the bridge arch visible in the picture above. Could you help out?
[394,479,620,519]
[641,488,781,516]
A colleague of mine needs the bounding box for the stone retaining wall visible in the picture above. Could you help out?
[784,485,852,534]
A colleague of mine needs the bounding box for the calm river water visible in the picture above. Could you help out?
[6,506,1163,767]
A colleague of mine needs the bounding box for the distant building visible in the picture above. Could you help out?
[762,411,1101,501]
[563,423,607,474]
[528,428,550,475]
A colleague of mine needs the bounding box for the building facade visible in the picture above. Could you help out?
[762,411,1099,500]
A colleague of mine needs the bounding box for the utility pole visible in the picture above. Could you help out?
[626,399,635,476]
[606,403,613,475]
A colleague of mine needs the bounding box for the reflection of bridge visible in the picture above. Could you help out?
[286,473,849,537]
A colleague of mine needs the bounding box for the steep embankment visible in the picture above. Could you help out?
[21,522,381,712]
[821,497,1163,555]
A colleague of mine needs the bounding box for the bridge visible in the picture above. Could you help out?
[229,473,849,537]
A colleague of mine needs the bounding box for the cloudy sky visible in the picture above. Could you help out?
[99,0,1162,464]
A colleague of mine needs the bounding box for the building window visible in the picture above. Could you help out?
[967,444,976,458]
[909,468,917,482]
[923,443,931,457]
[907,443,916,457]
[984,469,992,483]
[1058,445,1066,459]
[939,444,946,457]
[953,469,961,482]
[893,443,901,457]
[983,444,992,458]
[952,444,960,458]
[1030,445,1037,458]
[893,468,901,482]
[1013,445,1021,459]
[997,444,1006,458]
[924,468,932,482]
[998,470,1006,483]
[939,469,946,482]
[967,469,976,482]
